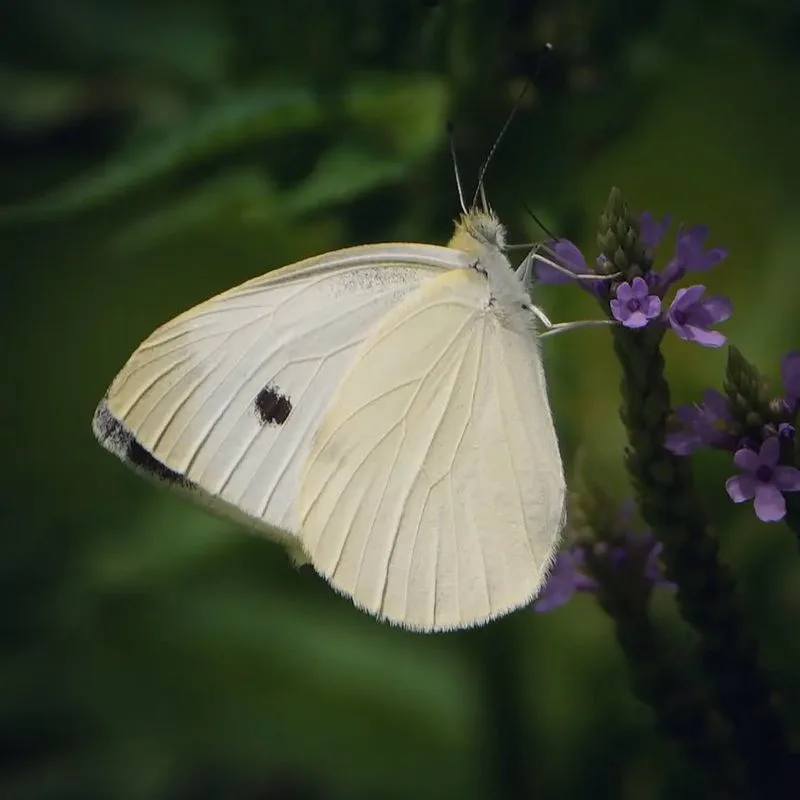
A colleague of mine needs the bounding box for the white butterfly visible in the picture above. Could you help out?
[93,190,607,631]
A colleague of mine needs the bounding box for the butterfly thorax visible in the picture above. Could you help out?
[448,209,532,333]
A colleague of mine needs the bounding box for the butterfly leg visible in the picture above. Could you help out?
[514,246,621,284]
[539,318,615,338]
[525,301,615,336]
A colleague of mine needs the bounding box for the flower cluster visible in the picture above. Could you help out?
[535,214,732,347]
[533,546,597,611]
[534,507,674,613]
[529,190,797,794]
[664,389,737,455]
[666,351,800,522]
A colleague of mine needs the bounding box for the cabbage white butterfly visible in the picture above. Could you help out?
[93,135,604,631]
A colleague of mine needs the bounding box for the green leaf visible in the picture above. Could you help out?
[343,74,449,159]
[1,86,322,221]
[107,169,278,255]
[283,144,411,216]
[36,0,231,87]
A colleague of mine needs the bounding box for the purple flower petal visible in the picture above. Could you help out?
[672,284,706,309]
[759,436,780,466]
[554,240,588,270]
[702,389,731,420]
[698,247,728,271]
[677,225,727,271]
[627,312,650,328]
[753,483,786,522]
[657,224,728,290]
[534,240,589,285]
[629,276,650,299]
[734,448,760,472]
[639,211,671,251]
[616,282,634,303]
[675,405,698,426]
[726,474,757,502]
[667,389,735,455]
[533,548,596,612]
[667,285,731,348]
[643,296,662,317]
[681,326,726,348]
[679,224,709,250]
[702,295,733,324]
[773,466,800,492]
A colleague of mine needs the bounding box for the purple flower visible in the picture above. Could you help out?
[533,240,612,299]
[725,437,800,522]
[610,277,662,328]
[658,224,728,289]
[665,389,736,455]
[534,501,675,613]
[667,285,732,347]
[602,513,674,591]
[781,351,800,408]
[534,239,590,284]
[605,534,675,592]
[533,547,597,612]
[639,211,671,252]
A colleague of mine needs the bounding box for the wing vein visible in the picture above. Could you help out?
[466,320,492,610]
[375,316,478,619]
[492,332,537,570]
[115,352,195,419]
[347,422,406,592]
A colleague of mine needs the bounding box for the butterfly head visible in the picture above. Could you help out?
[447,208,507,257]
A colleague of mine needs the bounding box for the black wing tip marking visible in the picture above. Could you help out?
[254,384,292,426]
[92,398,196,490]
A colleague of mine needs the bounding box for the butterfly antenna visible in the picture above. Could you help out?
[479,182,489,213]
[470,80,530,210]
[447,120,469,215]
[522,200,558,240]
[470,42,553,210]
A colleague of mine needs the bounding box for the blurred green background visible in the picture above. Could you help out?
[2,0,800,798]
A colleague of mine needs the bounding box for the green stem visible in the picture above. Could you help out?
[597,590,747,798]
[470,622,532,800]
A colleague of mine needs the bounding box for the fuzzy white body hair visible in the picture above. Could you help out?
[447,210,536,336]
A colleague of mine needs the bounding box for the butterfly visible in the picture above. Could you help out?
[93,155,610,631]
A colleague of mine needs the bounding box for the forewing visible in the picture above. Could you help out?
[93,243,468,552]
[300,268,566,630]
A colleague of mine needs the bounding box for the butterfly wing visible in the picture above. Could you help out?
[93,243,469,557]
[299,267,566,630]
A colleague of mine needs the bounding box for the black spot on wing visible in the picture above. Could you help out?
[254,384,292,426]
[92,399,194,489]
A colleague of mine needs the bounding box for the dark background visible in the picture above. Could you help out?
[2,1,800,798]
